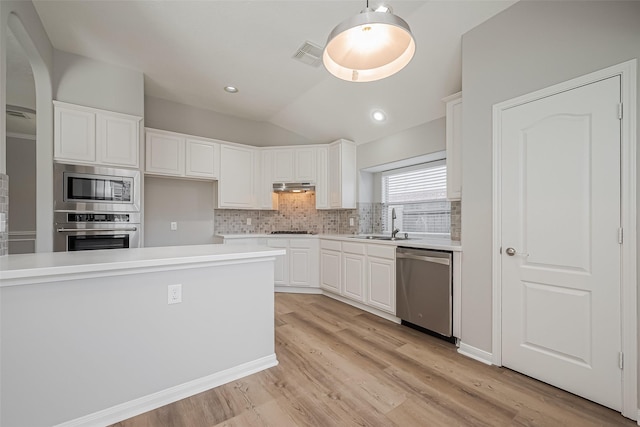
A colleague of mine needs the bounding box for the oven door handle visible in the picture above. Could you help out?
[396,253,450,265]
[56,227,138,232]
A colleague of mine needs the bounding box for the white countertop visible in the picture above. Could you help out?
[216,233,462,252]
[0,244,286,286]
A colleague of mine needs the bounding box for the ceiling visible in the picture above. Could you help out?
[30,1,515,145]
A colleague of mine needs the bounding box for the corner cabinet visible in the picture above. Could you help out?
[326,139,356,209]
[320,239,396,316]
[54,101,141,168]
[443,92,462,201]
[315,146,329,209]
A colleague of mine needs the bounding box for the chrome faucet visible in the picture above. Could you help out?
[391,207,400,239]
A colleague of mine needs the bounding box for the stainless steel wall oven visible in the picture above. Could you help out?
[54,163,141,252]
[54,212,140,252]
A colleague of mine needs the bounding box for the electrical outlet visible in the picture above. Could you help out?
[168,284,182,304]
[349,217,355,227]
[170,221,178,231]
[246,218,252,225]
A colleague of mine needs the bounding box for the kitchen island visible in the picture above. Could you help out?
[0,244,285,427]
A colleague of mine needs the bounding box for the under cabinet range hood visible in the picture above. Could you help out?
[272,182,315,193]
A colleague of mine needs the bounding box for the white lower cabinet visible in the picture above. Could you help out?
[341,242,366,302]
[320,239,396,315]
[365,245,396,314]
[320,240,341,293]
[268,238,318,290]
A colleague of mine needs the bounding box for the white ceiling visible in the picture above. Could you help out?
[31,0,515,145]
[6,27,37,136]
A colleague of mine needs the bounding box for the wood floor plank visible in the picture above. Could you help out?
[111,294,636,427]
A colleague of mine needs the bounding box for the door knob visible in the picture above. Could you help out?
[505,247,516,256]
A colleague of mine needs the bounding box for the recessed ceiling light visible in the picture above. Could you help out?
[224,86,239,93]
[372,110,387,122]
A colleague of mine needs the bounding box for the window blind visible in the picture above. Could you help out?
[381,161,450,235]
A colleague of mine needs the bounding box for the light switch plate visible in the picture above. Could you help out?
[170,221,178,231]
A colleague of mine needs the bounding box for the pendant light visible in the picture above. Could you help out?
[322,2,416,83]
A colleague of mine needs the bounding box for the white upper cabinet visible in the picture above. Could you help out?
[272,149,295,182]
[54,101,141,168]
[270,147,317,183]
[315,146,329,209]
[97,114,139,167]
[217,144,256,209]
[443,92,462,201]
[294,147,316,182]
[145,130,185,176]
[185,137,220,179]
[144,129,220,180]
[259,150,279,210]
[326,139,356,209]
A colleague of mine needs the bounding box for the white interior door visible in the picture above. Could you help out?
[500,76,622,410]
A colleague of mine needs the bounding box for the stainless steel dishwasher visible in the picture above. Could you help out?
[396,247,453,340]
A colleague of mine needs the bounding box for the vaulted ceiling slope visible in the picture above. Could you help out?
[32,1,515,145]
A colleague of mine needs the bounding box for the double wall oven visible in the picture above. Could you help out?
[54,163,141,252]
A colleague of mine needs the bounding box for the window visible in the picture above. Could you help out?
[381,161,450,236]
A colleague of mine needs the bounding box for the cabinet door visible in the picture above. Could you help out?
[54,105,96,163]
[272,149,294,182]
[342,253,365,302]
[294,147,316,182]
[268,239,288,286]
[445,93,462,201]
[145,131,185,176]
[315,146,329,209]
[320,249,341,293]
[97,113,139,168]
[366,256,395,314]
[328,143,341,208]
[259,150,278,210]
[185,138,219,179]
[218,145,255,208]
[290,247,312,287]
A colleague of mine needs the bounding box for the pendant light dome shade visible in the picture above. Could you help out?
[323,9,415,83]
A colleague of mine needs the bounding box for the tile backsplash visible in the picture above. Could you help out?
[214,192,359,235]
[214,192,461,242]
[0,174,8,256]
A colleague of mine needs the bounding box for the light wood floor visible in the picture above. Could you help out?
[112,293,635,426]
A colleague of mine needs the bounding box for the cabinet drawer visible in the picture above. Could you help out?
[342,242,366,255]
[267,238,288,248]
[289,238,316,249]
[367,244,396,260]
[320,239,341,251]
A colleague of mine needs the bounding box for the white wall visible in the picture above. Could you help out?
[356,117,445,171]
[144,177,215,247]
[145,95,314,147]
[6,135,36,234]
[460,1,640,353]
[53,49,144,116]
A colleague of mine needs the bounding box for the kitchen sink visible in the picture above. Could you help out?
[351,235,410,241]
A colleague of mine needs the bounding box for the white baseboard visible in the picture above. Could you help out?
[54,354,278,427]
[457,342,493,365]
[275,286,322,294]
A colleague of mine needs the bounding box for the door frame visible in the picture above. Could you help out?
[491,59,637,418]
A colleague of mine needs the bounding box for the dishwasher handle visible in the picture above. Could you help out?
[396,252,450,266]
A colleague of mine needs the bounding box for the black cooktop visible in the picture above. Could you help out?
[270,231,312,235]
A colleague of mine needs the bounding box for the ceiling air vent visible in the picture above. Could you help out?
[292,41,324,67]
[6,110,29,119]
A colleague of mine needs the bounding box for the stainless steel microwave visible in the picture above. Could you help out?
[54,163,141,212]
